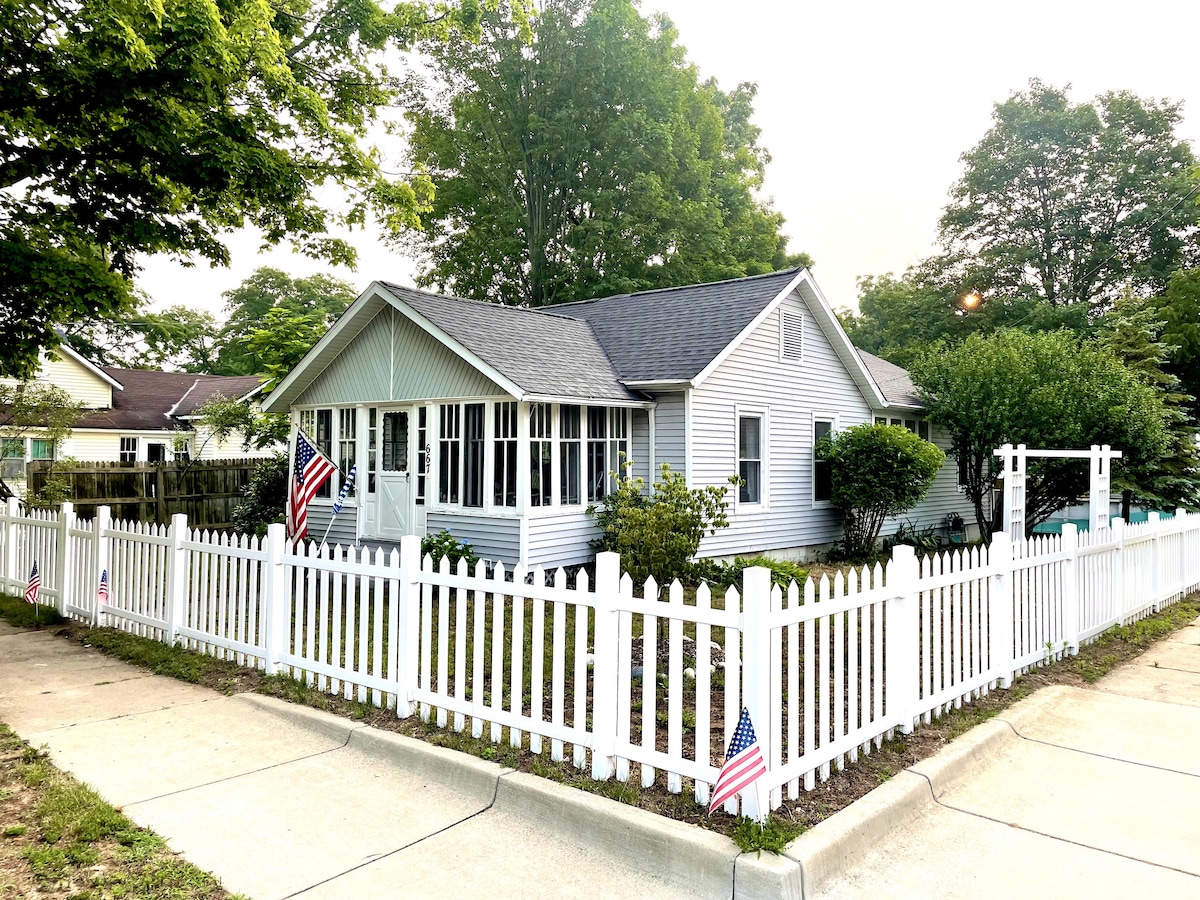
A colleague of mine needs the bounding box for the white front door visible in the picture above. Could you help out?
[377,410,412,540]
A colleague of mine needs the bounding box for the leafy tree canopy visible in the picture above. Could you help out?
[1153,268,1200,423]
[392,0,809,307]
[909,329,1173,539]
[816,424,944,562]
[0,0,500,379]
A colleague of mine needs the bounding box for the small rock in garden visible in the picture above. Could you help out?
[631,665,644,679]
[684,667,696,679]
[585,653,595,669]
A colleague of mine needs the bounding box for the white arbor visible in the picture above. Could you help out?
[993,443,1123,543]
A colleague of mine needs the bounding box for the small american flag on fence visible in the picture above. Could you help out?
[24,561,40,605]
[709,707,767,813]
[97,569,109,605]
[287,430,338,540]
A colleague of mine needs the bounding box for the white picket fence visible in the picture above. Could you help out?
[2,497,1199,818]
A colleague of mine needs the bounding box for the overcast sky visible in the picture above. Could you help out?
[135,0,1200,321]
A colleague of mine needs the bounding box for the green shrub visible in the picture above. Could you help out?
[817,424,944,562]
[421,530,479,569]
[881,519,942,557]
[688,556,809,590]
[231,453,287,535]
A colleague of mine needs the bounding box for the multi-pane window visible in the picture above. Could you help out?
[464,403,485,508]
[738,415,763,504]
[315,409,333,498]
[813,419,834,503]
[1,439,23,483]
[338,408,356,497]
[119,437,137,463]
[30,439,53,460]
[416,406,428,506]
[493,402,517,507]
[559,405,582,506]
[587,407,608,502]
[438,404,461,504]
[608,409,628,490]
[368,408,378,492]
[530,403,553,506]
[876,416,930,442]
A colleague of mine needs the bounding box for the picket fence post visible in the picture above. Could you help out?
[3,497,19,593]
[1060,524,1080,654]
[395,535,422,718]
[1148,512,1162,611]
[740,565,772,822]
[885,546,920,735]
[1178,508,1191,596]
[92,506,112,626]
[262,523,288,674]
[1113,518,1127,625]
[53,502,75,616]
[988,531,1016,688]
[165,513,188,646]
[590,551,621,781]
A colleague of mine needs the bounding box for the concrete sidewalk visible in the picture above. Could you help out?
[797,615,1200,899]
[4,616,1200,899]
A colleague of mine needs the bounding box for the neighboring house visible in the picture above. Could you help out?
[263,267,983,567]
[0,344,273,493]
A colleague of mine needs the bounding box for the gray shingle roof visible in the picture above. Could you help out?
[556,268,803,382]
[858,350,922,408]
[379,283,641,402]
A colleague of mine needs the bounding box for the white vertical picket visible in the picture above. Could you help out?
[436,555,450,726]
[666,579,683,794]
[529,566,547,753]
[550,573,566,760]
[491,562,506,744]
[694,581,712,805]
[510,563,526,750]
[472,558,488,739]
[453,557,468,732]
[571,569,589,767]
[641,576,658,788]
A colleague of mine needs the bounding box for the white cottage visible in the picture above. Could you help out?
[263,268,978,566]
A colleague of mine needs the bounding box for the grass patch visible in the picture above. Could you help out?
[0,722,246,899]
[732,814,805,854]
[0,593,63,628]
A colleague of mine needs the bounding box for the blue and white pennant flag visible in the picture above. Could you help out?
[332,464,357,515]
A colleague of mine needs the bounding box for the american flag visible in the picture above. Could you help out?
[287,430,338,540]
[332,464,357,515]
[24,561,40,605]
[709,707,767,813]
[97,569,109,605]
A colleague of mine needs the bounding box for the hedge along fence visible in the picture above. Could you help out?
[26,458,259,528]
[2,498,1198,823]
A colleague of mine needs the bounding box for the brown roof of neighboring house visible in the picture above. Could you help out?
[73,368,265,432]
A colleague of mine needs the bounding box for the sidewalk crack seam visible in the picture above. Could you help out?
[911,770,1200,881]
[997,718,1200,779]
[277,768,509,900]
[27,695,218,736]
[125,726,360,808]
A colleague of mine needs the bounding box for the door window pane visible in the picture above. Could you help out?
[383,412,409,472]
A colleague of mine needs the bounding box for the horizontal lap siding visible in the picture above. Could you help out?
[631,409,650,484]
[296,306,505,407]
[304,504,358,547]
[692,291,873,558]
[426,512,521,566]
[651,391,686,477]
[526,510,599,569]
[896,425,991,537]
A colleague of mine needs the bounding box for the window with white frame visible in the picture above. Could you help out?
[338,408,356,498]
[559,405,582,505]
[493,401,517,507]
[314,409,333,497]
[463,403,485,508]
[416,406,428,506]
[813,419,834,503]
[30,439,53,460]
[119,437,137,463]
[530,403,553,506]
[875,415,930,441]
[586,407,629,501]
[607,408,628,491]
[438,404,461,504]
[738,414,763,504]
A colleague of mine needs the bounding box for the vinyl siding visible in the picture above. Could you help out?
[896,423,992,540]
[527,509,599,569]
[295,306,506,407]
[303,504,358,547]
[192,426,279,461]
[426,511,521,566]
[60,432,118,460]
[2,353,114,409]
[691,291,874,558]
[650,391,686,477]
[630,409,650,484]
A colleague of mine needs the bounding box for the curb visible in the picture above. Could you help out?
[233,693,368,746]
[785,714,1022,895]
[348,726,508,806]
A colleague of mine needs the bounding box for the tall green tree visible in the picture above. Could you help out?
[1153,268,1200,423]
[213,268,357,376]
[938,80,1199,312]
[0,0,493,379]
[909,329,1172,539]
[65,305,220,372]
[393,0,808,307]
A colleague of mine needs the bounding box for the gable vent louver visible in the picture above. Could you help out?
[780,310,804,361]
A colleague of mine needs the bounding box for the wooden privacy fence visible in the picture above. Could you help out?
[27,458,259,528]
[2,497,1198,821]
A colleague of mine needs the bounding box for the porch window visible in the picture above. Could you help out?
[813,419,834,503]
[416,406,428,506]
[877,416,930,442]
[586,407,629,501]
[368,408,377,493]
[438,405,461,504]
[464,403,485,508]
[493,401,517,507]
[560,405,581,505]
[738,415,763,504]
[315,409,332,497]
[338,408,356,497]
[119,437,137,463]
[530,403,553,506]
